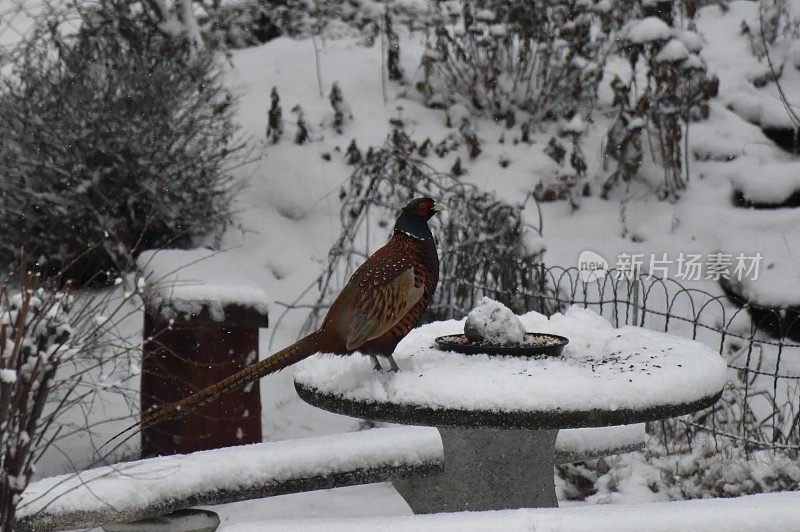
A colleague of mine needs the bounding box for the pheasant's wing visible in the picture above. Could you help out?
[345,266,423,351]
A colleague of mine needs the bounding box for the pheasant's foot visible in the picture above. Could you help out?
[370,355,384,371]
[386,354,400,372]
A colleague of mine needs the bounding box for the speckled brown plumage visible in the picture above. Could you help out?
[323,232,439,358]
[110,198,443,439]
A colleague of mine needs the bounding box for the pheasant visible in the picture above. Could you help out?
[109,197,444,444]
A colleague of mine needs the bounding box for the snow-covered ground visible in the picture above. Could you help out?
[21,0,800,527]
[219,491,800,531]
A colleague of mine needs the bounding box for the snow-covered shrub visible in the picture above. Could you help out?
[757,0,800,47]
[0,279,72,529]
[345,139,363,164]
[601,77,646,199]
[267,87,284,143]
[536,116,589,209]
[560,367,800,502]
[0,270,144,529]
[0,1,243,284]
[200,0,284,49]
[648,435,800,499]
[329,82,352,134]
[560,433,800,503]
[292,104,310,144]
[608,16,718,200]
[420,0,612,123]
[384,10,404,81]
[198,0,428,49]
[459,118,482,160]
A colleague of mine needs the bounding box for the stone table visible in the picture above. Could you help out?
[293,307,727,513]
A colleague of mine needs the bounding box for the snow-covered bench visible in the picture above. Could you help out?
[16,428,442,532]
[16,424,644,530]
[221,491,800,531]
[554,424,645,463]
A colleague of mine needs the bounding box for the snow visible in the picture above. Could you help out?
[489,24,507,37]
[759,98,799,129]
[18,427,442,521]
[789,40,800,69]
[294,306,727,416]
[464,297,526,345]
[698,1,800,131]
[474,9,495,22]
[682,53,704,70]
[521,229,547,256]
[223,491,800,531]
[655,39,689,63]
[622,17,671,44]
[556,424,645,457]
[727,260,800,308]
[729,161,800,204]
[137,248,270,321]
[594,0,611,12]
[0,368,16,383]
[676,30,704,53]
[558,115,586,135]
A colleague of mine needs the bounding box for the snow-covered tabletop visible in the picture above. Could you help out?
[294,306,727,430]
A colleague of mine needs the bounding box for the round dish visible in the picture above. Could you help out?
[434,333,569,357]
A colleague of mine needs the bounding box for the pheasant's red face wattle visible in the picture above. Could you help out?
[416,200,434,217]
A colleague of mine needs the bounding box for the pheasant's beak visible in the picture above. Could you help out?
[432,202,447,213]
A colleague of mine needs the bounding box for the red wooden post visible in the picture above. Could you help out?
[137,250,269,458]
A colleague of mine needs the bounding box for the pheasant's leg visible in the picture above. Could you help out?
[386,354,400,372]
[370,355,384,371]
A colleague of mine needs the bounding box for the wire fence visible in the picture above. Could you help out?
[426,255,800,453]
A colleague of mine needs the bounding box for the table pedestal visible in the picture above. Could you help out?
[393,427,558,513]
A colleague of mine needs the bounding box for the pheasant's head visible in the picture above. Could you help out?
[394,197,446,240]
[403,197,446,220]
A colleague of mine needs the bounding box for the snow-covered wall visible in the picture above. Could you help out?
[137,249,270,321]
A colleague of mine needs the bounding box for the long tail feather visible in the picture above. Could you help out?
[100,332,323,453]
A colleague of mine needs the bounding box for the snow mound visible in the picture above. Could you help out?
[137,248,270,321]
[683,53,704,70]
[623,17,671,44]
[558,115,586,135]
[474,9,495,22]
[727,260,800,308]
[676,29,704,52]
[464,297,526,345]
[759,98,800,129]
[729,161,800,204]
[295,306,728,416]
[656,39,690,63]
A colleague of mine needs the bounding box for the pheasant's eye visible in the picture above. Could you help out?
[416,201,432,216]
